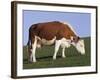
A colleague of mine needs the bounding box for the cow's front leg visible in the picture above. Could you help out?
[32,36,37,62]
[53,40,61,60]
[62,47,66,58]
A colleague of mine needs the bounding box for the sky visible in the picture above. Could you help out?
[23,10,91,45]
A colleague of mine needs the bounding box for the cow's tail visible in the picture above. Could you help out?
[27,24,38,62]
[27,28,31,47]
[27,39,29,47]
[27,24,37,47]
[27,28,32,62]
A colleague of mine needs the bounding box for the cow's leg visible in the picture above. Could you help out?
[27,41,33,63]
[28,48,33,63]
[62,47,66,58]
[31,36,37,62]
[53,40,62,60]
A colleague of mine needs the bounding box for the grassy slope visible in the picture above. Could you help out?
[23,37,91,69]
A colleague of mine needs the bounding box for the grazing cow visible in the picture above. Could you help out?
[27,21,85,62]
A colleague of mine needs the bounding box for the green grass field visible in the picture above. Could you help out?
[23,37,91,69]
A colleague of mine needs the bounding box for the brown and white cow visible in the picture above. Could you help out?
[27,21,85,62]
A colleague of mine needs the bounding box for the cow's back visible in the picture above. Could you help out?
[30,21,76,40]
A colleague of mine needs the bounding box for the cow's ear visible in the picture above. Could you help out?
[70,36,80,43]
[77,36,80,40]
[71,36,80,43]
[74,36,80,43]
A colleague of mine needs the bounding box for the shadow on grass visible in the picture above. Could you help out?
[23,55,60,64]
[23,54,82,64]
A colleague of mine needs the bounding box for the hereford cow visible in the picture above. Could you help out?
[27,21,85,62]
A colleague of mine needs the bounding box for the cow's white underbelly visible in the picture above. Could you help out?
[37,36,56,45]
[41,37,56,45]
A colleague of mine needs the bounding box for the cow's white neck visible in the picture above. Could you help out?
[60,38,71,48]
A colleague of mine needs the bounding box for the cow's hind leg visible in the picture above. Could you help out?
[31,36,37,62]
[62,47,66,58]
[28,46,33,63]
[53,40,62,60]
[27,40,33,63]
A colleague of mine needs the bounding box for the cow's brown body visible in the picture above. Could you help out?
[28,21,78,45]
[27,21,84,62]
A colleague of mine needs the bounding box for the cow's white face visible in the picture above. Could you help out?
[74,39,85,54]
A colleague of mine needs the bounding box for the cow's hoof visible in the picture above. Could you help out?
[53,57,56,60]
[62,56,66,58]
[33,59,37,62]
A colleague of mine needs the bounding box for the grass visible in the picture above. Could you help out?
[23,37,91,69]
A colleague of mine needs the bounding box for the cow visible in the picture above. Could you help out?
[27,21,85,62]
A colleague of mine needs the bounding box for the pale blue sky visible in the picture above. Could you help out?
[23,10,91,45]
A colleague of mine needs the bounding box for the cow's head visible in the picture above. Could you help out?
[71,36,85,55]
